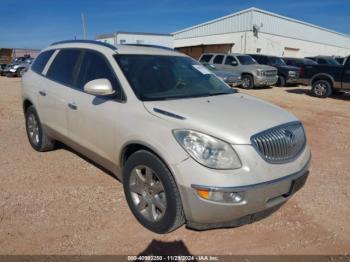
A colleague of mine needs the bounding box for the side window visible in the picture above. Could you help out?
[77,50,122,97]
[318,59,327,64]
[46,49,82,86]
[213,55,224,64]
[31,50,55,74]
[252,56,262,63]
[224,56,238,65]
[199,54,213,63]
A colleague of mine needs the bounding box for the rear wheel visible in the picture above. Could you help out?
[312,79,332,98]
[123,150,185,233]
[241,75,254,89]
[25,106,56,151]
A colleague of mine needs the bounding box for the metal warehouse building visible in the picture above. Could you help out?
[96,32,173,48]
[173,7,350,59]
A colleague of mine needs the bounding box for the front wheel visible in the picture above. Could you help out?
[241,75,254,89]
[312,80,332,98]
[123,150,185,233]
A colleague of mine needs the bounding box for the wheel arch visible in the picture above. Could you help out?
[23,99,33,113]
[311,73,335,88]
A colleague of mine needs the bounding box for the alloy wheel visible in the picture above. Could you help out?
[129,165,167,222]
[27,113,40,145]
[314,82,327,96]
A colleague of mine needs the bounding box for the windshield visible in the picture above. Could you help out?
[237,55,257,65]
[114,55,235,101]
[304,59,317,65]
[270,57,286,65]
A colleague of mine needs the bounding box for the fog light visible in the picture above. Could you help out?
[224,192,244,203]
[195,188,245,203]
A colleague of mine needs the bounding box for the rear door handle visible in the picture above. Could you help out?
[68,102,77,110]
[39,91,46,96]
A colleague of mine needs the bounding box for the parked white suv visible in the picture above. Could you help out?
[22,40,311,233]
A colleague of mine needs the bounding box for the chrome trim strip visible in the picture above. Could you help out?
[191,155,311,192]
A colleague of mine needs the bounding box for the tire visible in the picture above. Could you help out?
[123,150,185,233]
[276,75,286,87]
[241,75,254,89]
[25,105,56,151]
[312,79,333,98]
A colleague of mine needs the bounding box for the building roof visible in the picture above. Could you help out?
[96,31,172,39]
[172,7,350,50]
[173,7,350,38]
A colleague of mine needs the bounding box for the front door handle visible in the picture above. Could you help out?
[68,102,77,110]
[39,90,46,96]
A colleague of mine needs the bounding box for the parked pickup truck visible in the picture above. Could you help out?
[300,56,350,98]
[199,53,278,89]
[249,54,300,87]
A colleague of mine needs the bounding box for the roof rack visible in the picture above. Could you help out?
[122,43,174,51]
[50,40,117,51]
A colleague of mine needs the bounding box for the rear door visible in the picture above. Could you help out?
[39,49,82,137]
[66,49,124,169]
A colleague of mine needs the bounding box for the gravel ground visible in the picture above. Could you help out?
[0,77,349,255]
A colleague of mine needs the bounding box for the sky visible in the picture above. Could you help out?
[0,0,349,49]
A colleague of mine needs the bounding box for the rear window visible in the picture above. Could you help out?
[199,54,213,63]
[46,49,82,86]
[31,50,54,74]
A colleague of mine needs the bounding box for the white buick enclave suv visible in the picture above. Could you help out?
[21,40,311,233]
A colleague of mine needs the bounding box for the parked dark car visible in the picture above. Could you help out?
[300,56,350,98]
[305,56,340,66]
[249,54,300,87]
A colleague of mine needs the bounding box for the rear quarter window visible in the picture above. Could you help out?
[31,50,55,74]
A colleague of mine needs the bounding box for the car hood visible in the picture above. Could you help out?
[143,93,298,144]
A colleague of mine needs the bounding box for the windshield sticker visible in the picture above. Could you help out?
[192,64,212,75]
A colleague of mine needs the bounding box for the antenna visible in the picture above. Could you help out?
[81,12,87,40]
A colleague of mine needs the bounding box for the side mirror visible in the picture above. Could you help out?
[84,78,115,96]
[231,61,238,66]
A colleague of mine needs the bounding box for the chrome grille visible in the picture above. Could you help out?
[264,70,277,77]
[251,122,306,163]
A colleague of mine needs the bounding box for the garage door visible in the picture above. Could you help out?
[176,44,234,59]
[283,47,300,57]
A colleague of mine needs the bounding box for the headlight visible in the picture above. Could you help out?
[256,70,265,77]
[13,65,19,69]
[288,71,296,76]
[173,130,242,169]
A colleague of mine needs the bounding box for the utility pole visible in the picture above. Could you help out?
[81,12,87,40]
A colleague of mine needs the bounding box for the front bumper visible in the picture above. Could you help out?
[254,75,278,87]
[226,79,242,87]
[173,145,311,230]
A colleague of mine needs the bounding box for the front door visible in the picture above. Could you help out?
[66,49,124,170]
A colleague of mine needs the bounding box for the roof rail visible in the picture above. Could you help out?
[122,43,174,51]
[50,40,117,51]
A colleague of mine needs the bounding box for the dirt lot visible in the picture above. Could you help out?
[0,76,349,255]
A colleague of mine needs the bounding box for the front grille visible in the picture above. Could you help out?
[264,70,277,77]
[251,122,306,163]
